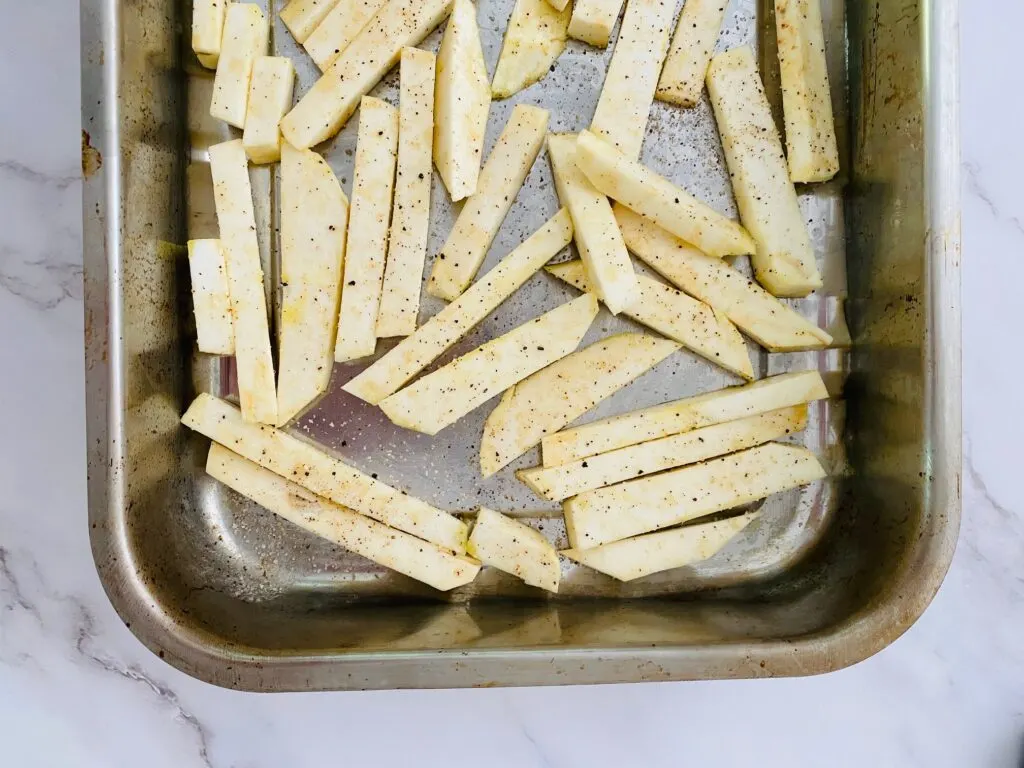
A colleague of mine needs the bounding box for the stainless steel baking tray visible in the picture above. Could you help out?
[81,0,961,689]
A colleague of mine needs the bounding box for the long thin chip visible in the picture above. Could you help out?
[615,205,832,351]
[546,260,753,379]
[574,129,755,259]
[547,132,637,314]
[280,0,452,149]
[334,97,399,362]
[564,442,826,548]
[344,209,573,404]
[377,47,437,338]
[520,406,808,501]
[208,445,479,591]
[480,333,680,477]
[379,294,599,435]
[304,0,386,71]
[655,0,728,107]
[541,369,829,467]
[208,139,278,424]
[706,47,822,296]
[589,0,675,159]
[186,239,234,356]
[563,512,758,581]
[428,104,549,301]
[183,394,470,553]
[775,0,840,183]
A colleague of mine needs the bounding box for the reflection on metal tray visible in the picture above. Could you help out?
[81,0,961,689]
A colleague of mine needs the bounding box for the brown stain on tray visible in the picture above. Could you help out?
[82,130,102,179]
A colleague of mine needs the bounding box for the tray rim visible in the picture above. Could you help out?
[80,0,961,690]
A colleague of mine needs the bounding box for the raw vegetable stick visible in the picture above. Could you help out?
[183,393,470,553]
[573,129,755,259]
[345,209,573,404]
[546,260,753,379]
[520,405,808,501]
[706,47,822,296]
[655,0,729,108]
[775,0,840,183]
[208,444,479,591]
[589,0,676,159]
[334,97,399,362]
[564,442,826,548]
[547,132,637,314]
[541,369,829,467]
[377,47,437,338]
[379,294,599,435]
[280,0,452,149]
[480,332,680,477]
[428,104,549,301]
[615,205,832,351]
[208,139,278,424]
[563,512,759,581]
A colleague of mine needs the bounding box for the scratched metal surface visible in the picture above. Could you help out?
[184,0,849,603]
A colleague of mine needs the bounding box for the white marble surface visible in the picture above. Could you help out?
[1,2,1020,766]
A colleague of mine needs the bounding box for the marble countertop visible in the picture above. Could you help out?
[2,2,1019,766]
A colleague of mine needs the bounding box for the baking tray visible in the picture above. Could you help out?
[81,0,961,690]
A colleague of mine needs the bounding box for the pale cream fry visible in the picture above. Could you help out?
[208,445,479,591]
[208,139,278,424]
[183,394,470,553]
[614,205,832,351]
[520,405,808,501]
[210,4,269,128]
[541,369,829,467]
[573,129,755,259]
[567,0,625,47]
[545,260,753,379]
[280,0,452,149]
[491,0,572,99]
[706,47,822,296]
[589,0,676,159]
[467,508,560,592]
[775,0,840,183]
[433,0,491,202]
[564,442,826,548]
[192,0,229,69]
[186,239,234,356]
[428,104,549,301]
[344,209,573,404]
[480,332,680,477]
[563,512,758,581]
[304,0,386,71]
[276,143,349,425]
[547,132,637,314]
[242,57,296,164]
[655,0,728,107]
[379,294,599,435]
[334,97,399,363]
[377,47,437,338]
[280,0,343,43]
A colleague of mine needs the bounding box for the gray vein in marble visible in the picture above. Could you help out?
[0,548,40,623]
[964,161,1024,237]
[0,245,84,310]
[0,546,216,768]
[964,448,1016,522]
[0,159,79,190]
[503,697,554,768]
[73,602,218,768]
[519,724,554,768]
